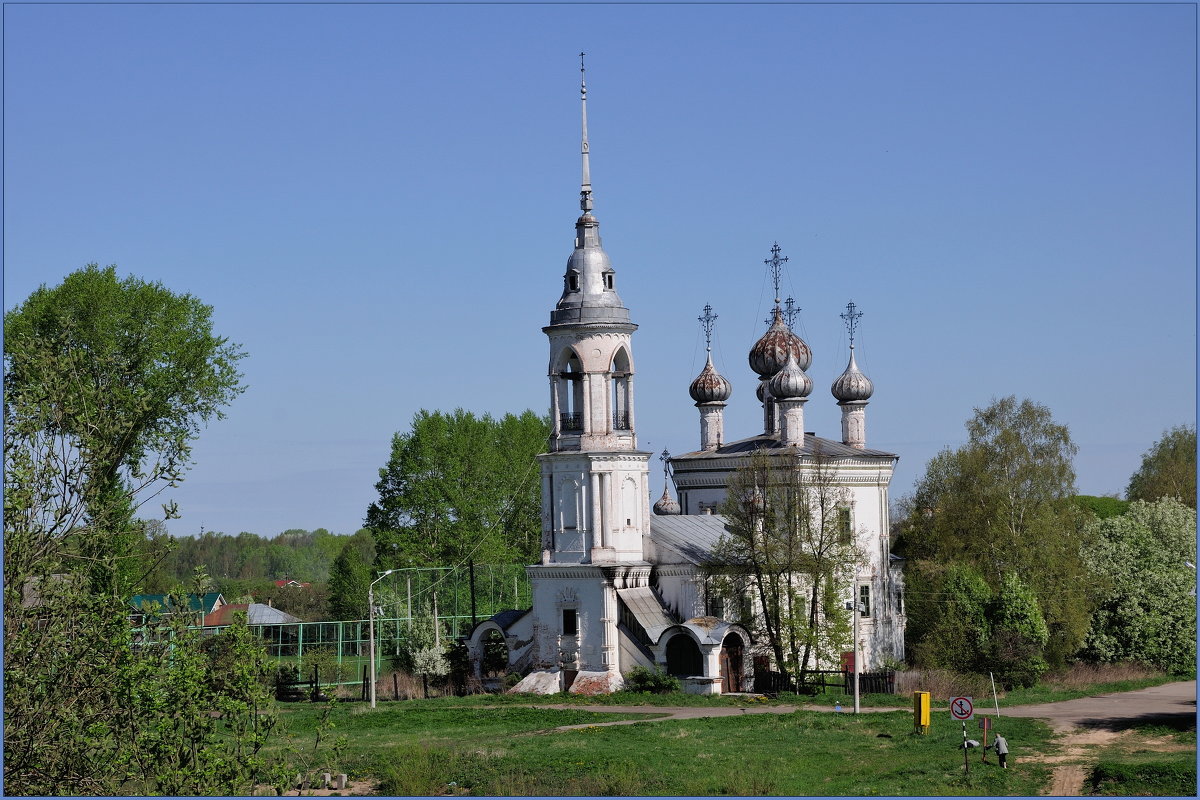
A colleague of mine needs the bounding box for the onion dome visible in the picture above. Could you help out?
[749,307,811,377]
[689,353,733,403]
[768,350,812,399]
[756,378,771,404]
[653,486,681,516]
[831,347,874,403]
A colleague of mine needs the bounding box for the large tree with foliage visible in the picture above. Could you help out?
[897,396,1091,668]
[1126,424,1196,508]
[710,449,860,685]
[2,266,281,794]
[4,263,245,593]
[365,408,549,569]
[328,536,372,620]
[1080,498,1197,675]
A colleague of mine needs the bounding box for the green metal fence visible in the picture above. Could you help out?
[195,564,531,685]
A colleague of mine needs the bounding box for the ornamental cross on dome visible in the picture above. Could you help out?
[764,242,788,305]
[841,301,863,348]
[764,297,800,330]
[659,448,672,479]
[698,304,718,352]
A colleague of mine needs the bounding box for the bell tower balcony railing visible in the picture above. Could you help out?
[560,412,584,432]
[612,412,630,431]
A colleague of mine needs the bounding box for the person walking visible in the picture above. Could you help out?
[991,733,1009,768]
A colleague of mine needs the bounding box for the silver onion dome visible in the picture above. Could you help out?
[756,378,771,404]
[653,486,681,516]
[689,353,733,403]
[749,307,811,377]
[768,350,812,399]
[831,347,874,402]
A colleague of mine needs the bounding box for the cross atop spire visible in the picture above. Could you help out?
[698,304,718,352]
[766,297,801,330]
[841,301,863,348]
[579,52,593,214]
[659,448,671,479]
[764,242,788,306]
[783,297,800,331]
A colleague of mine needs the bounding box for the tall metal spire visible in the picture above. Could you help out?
[698,304,718,353]
[579,52,593,214]
[841,301,863,349]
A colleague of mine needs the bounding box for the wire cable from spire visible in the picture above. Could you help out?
[579,52,593,213]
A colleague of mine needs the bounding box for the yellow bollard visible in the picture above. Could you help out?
[913,691,931,734]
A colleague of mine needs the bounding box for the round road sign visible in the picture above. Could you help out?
[950,696,974,720]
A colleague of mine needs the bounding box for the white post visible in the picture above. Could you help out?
[369,569,396,709]
[853,580,861,715]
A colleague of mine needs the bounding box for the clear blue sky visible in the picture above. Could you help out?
[4,3,1195,539]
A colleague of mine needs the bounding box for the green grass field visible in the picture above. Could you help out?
[269,699,1053,796]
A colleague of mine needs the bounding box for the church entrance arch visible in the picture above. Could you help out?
[719,633,744,693]
[480,628,509,679]
[665,633,703,677]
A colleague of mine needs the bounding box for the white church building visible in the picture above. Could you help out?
[469,63,905,695]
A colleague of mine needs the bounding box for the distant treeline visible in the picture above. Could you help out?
[147,526,374,589]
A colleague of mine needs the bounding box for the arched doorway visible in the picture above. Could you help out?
[480,629,509,679]
[665,634,703,677]
[719,633,744,693]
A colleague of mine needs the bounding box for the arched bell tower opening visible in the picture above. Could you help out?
[554,350,585,435]
[610,347,632,432]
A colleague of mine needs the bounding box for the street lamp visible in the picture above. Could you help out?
[369,569,397,709]
[845,581,861,715]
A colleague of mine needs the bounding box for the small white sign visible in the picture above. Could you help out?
[950,696,975,720]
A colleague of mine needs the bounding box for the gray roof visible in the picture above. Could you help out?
[616,586,677,643]
[489,608,530,631]
[674,432,896,461]
[650,514,732,565]
[245,604,302,625]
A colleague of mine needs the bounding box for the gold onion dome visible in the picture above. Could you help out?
[689,353,733,403]
[831,348,874,403]
[768,350,812,399]
[749,307,811,377]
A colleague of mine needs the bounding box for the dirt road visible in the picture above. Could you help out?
[992,680,1196,796]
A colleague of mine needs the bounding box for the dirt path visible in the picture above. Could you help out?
[992,680,1197,796]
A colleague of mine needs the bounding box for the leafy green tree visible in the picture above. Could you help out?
[1072,495,1130,520]
[3,266,279,794]
[710,449,859,684]
[1127,425,1196,508]
[328,540,370,621]
[4,264,245,594]
[898,396,1091,667]
[988,572,1050,688]
[366,409,549,569]
[1080,498,1197,675]
[907,562,992,674]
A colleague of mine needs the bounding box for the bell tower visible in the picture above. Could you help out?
[537,55,651,566]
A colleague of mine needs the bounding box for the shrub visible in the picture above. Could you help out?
[623,666,680,694]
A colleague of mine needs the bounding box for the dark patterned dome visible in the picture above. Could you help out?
[831,348,874,403]
[749,307,811,377]
[689,354,733,403]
